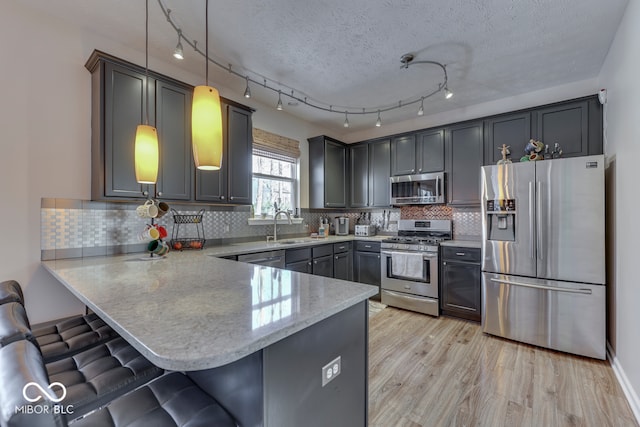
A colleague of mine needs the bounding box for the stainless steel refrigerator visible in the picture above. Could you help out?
[481,155,606,359]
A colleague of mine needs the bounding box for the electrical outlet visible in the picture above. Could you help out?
[322,356,341,387]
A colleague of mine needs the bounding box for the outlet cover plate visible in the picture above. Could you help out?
[322,356,341,387]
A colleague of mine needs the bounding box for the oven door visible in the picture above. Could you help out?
[380,250,439,299]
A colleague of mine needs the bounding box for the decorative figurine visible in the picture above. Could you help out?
[552,142,563,158]
[522,139,545,161]
[497,144,512,165]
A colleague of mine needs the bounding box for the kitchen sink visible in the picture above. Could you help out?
[275,239,310,245]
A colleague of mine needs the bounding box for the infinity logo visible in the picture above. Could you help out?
[22,382,67,403]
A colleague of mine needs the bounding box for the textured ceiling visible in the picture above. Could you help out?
[16,0,629,135]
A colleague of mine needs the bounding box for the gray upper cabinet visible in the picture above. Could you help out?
[534,100,590,158]
[195,102,253,204]
[226,105,253,204]
[446,121,484,206]
[349,144,369,208]
[390,134,416,176]
[484,112,531,165]
[86,51,253,204]
[416,129,445,173]
[308,136,347,208]
[368,139,391,207]
[92,60,151,199]
[155,81,193,200]
[350,139,390,208]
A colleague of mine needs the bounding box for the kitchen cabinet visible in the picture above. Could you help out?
[440,246,481,322]
[350,139,391,208]
[285,247,312,273]
[349,144,368,208]
[391,131,444,176]
[354,241,381,297]
[333,242,353,281]
[312,244,334,278]
[390,134,416,176]
[534,99,591,158]
[446,121,484,205]
[195,102,253,204]
[86,50,253,203]
[308,136,348,208]
[484,112,531,165]
[416,129,445,173]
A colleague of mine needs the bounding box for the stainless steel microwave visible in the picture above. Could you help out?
[390,172,445,205]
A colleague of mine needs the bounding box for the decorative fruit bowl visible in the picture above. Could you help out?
[170,238,205,251]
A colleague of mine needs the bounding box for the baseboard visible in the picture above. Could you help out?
[607,341,640,424]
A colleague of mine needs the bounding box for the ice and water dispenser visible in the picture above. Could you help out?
[486,199,516,241]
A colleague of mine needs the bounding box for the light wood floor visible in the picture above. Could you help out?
[368,307,638,427]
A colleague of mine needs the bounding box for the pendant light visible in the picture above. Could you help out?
[134,0,159,184]
[192,0,223,171]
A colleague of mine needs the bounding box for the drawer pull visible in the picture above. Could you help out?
[456,252,466,256]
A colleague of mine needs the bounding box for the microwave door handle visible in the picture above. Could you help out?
[436,175,440,199]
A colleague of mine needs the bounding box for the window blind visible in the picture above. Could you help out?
[252,128,300,158]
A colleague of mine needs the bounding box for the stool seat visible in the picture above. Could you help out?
[73,372,238,427]
[33,313,118,363]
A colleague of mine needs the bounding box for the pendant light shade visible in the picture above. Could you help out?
[192,85,223,170]
[135,125,159,184]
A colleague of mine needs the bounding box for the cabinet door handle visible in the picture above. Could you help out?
[335,256,339,260]
[443,262,447,265]
[314,260,318,264]
[157,191,163,197]
[220,196,225,200]
[377,255,380,259]
[230,196,234,200]
[364,245,372,248]
[411,169,415,173]
[308,262,312,266]
[418,168,422,172]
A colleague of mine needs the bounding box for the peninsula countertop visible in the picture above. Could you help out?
[42,249,378,371]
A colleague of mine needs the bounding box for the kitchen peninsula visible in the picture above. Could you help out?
[43,249,377,427]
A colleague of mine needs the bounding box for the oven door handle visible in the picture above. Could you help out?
[381,251,437,260]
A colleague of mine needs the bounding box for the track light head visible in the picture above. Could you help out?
[244,77,251,98]
[173,31,183,60]
[276,91,283,111]
[343,112,349,128]
[418,97,424,116]
[445,87,453,99]
[375,111,382,127]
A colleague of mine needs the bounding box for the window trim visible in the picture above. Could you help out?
[251,149,299,216]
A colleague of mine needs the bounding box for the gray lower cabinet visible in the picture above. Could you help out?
[354,241,381,296]
[440,246,481,322]
[285,247,312,273]
[484,112,531,165]
[309,136,347,208]
[195,102,253,204]
[312,244,333,278]
[446,121,484,205]
[333,242,352,281]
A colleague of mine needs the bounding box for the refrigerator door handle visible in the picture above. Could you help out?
[529,181,535,259]
[536,180,543,260]
[489,278,592,295]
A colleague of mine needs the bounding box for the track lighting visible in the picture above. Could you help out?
[173,30,183,60]
[244,77,251,98]
[445,87,453,99]
[159,4,455,128]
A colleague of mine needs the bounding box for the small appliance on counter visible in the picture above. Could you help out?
[354,224,376,237]
[334,217,349,235]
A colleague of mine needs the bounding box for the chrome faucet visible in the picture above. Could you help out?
[272,210,292,242]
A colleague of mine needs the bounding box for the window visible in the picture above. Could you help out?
[252,149,297,216]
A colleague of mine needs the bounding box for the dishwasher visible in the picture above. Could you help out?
[237,250,286,268]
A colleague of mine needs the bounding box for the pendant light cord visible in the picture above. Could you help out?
[145,0,150,126]
[205,0,208,87]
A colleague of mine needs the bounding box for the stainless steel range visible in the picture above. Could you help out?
[380,219,451,316]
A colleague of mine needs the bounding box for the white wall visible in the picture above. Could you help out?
[598,0,640,419]
[0,2,324,323]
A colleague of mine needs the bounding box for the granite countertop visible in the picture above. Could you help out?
[206,234,389,257]
[43,249,378,371]
[440,239,482,249]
